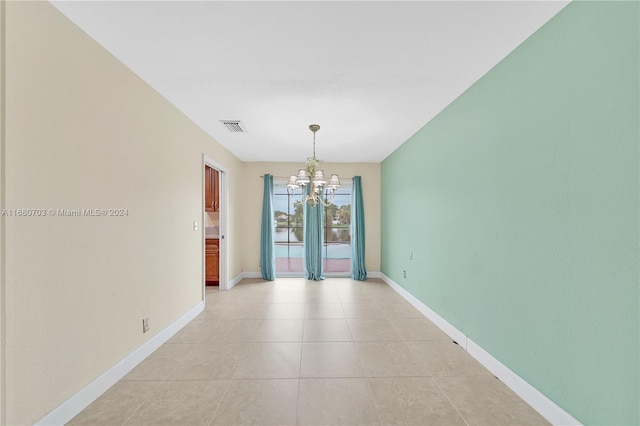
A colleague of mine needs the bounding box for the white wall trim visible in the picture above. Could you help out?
[203,155,228,291]
[381,273,466,347]
[379,273,581,426]
[242,271,261,279]
[466,339,580,426]
[34,301,205,426]
[274,272,303,278]
[238,271,383,280]
[227,273,244,289]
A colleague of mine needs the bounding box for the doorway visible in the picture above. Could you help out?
[203,156,227,293]
[273,178,352,277]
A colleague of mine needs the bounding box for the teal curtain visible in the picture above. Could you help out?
[303,185,324,280]
[351,176,367,280]
[260,174,276,280]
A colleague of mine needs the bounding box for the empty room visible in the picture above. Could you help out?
[1,1,638,425]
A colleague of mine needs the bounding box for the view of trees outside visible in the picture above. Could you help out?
[273,184,303,254]
[323,192,351,259]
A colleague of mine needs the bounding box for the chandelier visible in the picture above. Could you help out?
[286,124,340,206]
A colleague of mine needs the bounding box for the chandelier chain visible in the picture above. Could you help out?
[287,124,340,206]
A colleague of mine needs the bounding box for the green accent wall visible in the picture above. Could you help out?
[381,2,639,424]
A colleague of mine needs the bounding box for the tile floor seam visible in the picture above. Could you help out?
[433,376,471,426]
[351,337,367,381]
[404,336,429,375]
[229,337,251,380]
[342,307,356,342]
[351,339,368,380]
[119,380,163,426]
[298,318,306,378]
[295,377,302,425]
[204,379,233,426]
[73,279,545,425]
[388,314,404,340]
[363,377,386,426]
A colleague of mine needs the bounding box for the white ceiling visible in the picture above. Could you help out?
[51,1,569,163]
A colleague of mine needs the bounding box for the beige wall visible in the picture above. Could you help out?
[4,2,243,423]
[242,162,381,274]
[1,1,6,423]
[3,2,383,423]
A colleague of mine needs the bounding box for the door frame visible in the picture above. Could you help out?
[203,155,228,294]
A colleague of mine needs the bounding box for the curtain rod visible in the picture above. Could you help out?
[260,175,357,179]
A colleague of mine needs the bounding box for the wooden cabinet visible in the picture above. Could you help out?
[204,165,220,285]
[206,238,219,284]
[205,166,213,211]
[205,166,219,212]
[213,169,219,212]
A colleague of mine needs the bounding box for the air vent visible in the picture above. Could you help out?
[220,120,246,132]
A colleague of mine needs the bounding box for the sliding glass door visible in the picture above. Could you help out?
[323,185,351,274]
[273,179,352,275]
[274,181,304,273]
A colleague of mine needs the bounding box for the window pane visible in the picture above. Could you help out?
[272,179,354,275]
[324,184,351,273]
[274,181,303,273]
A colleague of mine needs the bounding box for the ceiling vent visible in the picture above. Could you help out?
[220,120,246,132]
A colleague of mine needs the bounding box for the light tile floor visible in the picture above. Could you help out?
[68,278,549,425]
[275,258,351,274]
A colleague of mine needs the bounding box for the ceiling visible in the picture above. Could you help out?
[51,1,569,163]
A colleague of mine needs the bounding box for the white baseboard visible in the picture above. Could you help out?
[379,273,580,426]
[466,339,580,425]
[239,271,382,280]
[35,301,205,426]
[381,274,466,347]
[271,271,302,278]
[242,271,262,279]
[227,273,244,290]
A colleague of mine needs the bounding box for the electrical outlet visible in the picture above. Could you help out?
[403,270,407,278]
[142,317,150,333]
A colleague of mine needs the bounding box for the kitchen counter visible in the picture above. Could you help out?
[205,226,219,239]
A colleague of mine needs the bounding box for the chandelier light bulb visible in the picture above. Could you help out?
[328,174,340,190]
[313,170,327,185]
[296,169,310,185]
[286,175,299,189]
